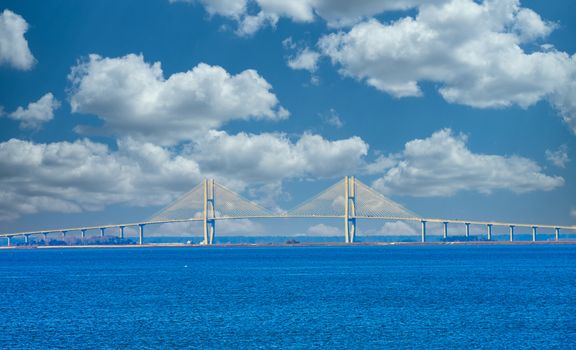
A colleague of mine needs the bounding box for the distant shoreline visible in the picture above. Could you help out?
[1,240,575,250]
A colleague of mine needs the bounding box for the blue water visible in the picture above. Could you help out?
[0,245,575,349]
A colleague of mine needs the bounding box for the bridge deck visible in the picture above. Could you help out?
[1,215,574,238]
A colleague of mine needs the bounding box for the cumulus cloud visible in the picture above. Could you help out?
[175,0,576,133]
[287,48,320,72]
[318,0,576,133]
[0,130,369,221]
[217,219,267,235]
[372,129,564,196]
[512,8,556,42]
[8,93,60,129]
[550,77,576,133]
[320,108,344,128]
[0,138,202,221]
[307,223,340,236]
[376,220,418,236]
[176,0,450,34]
[68,54,288,144]
[0,9,35,70]
[283,37,320,84]
[189,130,369,182]
[237,11,279,36]
[170,0,247,19]
[545,145,569,168]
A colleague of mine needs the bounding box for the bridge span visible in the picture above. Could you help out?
[1,177,575,246]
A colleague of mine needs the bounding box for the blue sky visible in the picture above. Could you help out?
[0,0,575,237]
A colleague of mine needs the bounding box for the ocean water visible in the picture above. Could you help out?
[0,245,575,349]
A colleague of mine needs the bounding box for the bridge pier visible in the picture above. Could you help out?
[120,226,125,239]
[443,222,448,240]
[487,224,492,241]
[138,224,145,245]
[7,236,12,247]
[61,231,67,239]
[509,225,514,241]
[555,227,560,241]
[465,223,470,240]
[24,234,29,245]
[81,229,87,239]
[42,232,48,242]
[532,226,537,242]
[100,228,105,237]
[421,220,426,243]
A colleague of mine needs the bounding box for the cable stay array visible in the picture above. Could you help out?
[149,183,205,222]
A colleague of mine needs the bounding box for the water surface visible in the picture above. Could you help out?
[1,245,575,349]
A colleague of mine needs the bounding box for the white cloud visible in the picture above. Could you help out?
[217,219,267,235]
[68,54,288,144]
[550,77,576,134]
[179,0,450,33]
[318,0,576,133]
[365,155,397,175]
[545,145,569,168]
[307,223,340,236]
[0,9,35,70]
[320,108,344,128]
[283,37,320,84]
[287,48,320,72]
[134,221,198,237]
[512,8,555,43]
[376,220,418,236]
[237,11,278,36]
[169,0,247,19]
[372,129,564,197]
[8,93,60,129]
[0,130,369,221]
[0,138,202,221]
[190,130,369,182]
[245,181,290,213]
[174,0,576,133]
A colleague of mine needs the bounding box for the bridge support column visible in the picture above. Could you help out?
[138,224,145,245]
[61,231,67,239]
[344,176,357,243]
[203,179,216,245]
[443,222,448,241]
[120,226,125,240]
[532,226,537,242]
[100,228,105,237]
[7,236,12,247]
[487,224,492,241]
[421,221,426,243]
[509,225,514,242]
[81,229,86,239]
[555,227,560,241]
[42,233,48,242]
[465,223,470,240]
[24,234,29,245]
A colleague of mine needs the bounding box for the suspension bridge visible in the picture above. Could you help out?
[1,176,574,246]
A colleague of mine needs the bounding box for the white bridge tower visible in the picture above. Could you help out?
[345,176,357,243]
[203,179,216,245]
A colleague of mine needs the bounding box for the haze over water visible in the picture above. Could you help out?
[1,245,575,349]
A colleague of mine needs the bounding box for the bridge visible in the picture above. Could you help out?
[1,176,575,246]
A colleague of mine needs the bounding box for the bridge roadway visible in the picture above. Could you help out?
[1,214,575,246]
